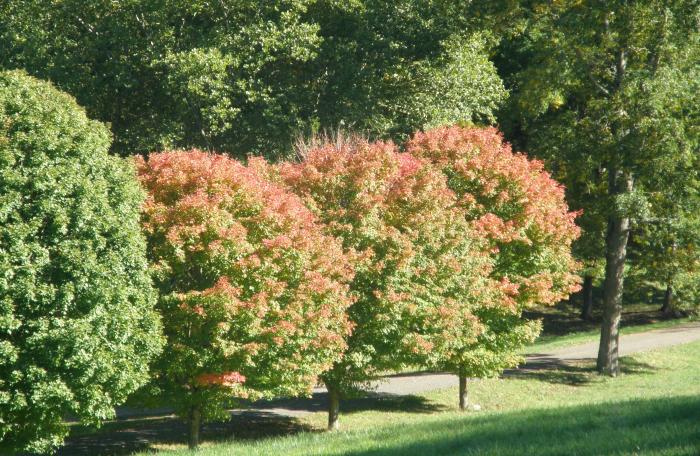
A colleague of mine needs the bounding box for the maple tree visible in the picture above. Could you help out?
[406,125,581,407]
[278,134,498,427]
[136,150,353,448]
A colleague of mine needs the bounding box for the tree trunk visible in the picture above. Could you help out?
[327,383,340,431]
[597,172,633,376]
[580,275,595,321]
[188,405,202,450]
[458,371,468,411]
[661,283,674,316]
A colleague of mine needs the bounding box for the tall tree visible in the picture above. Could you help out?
[500,0,700,375]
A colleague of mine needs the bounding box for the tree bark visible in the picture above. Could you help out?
[327,383,340,431]
[580,275,595,321]
[661,283,674,316]
[188,405,202,450]
[597,172,633,376]
[458,371,468,411]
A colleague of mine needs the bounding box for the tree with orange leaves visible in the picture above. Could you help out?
[406,125,581,409]
[136,151,353,448]
[278,135,498,429]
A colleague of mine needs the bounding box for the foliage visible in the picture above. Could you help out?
[494,0,700,372]
[0,0,322,157]
[0,0,506,159]
[631,213,700,312]
[0,70,162,454]
[499,1,700,271]
[278,135,496,393]
[136,150,354,427]
[406,126,581,307]
[309,0,507,142]
[406,125,581,376]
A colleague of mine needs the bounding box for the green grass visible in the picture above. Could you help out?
[133,339,700,456]
[525,316,694,353]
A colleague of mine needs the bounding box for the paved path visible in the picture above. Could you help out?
[249,321,700,416]
[113,321,700,420]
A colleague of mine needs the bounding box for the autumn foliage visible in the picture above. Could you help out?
[278,135,501,426]
[406,126,580,380]
[135,126,581,437]
[407,126,581,307]
[136,151,353,435]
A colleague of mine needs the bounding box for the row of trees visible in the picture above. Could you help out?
[2,3,698,378]
[2,0,699,452]
[0,71,579,452]
[127,126,581,445]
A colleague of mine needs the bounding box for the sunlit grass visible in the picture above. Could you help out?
[133,340,700,455]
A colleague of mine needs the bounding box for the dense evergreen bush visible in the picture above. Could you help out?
[0,71,163,454]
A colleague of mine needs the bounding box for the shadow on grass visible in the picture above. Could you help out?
[523,300,688,337]
[60,393,444,455]
[60,410,314,456]
[255,390,446,415]
[342,395,700,456]
[341,392,447,415]
[507,356,657,386]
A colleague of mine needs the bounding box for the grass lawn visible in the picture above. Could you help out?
[128,339,700,456]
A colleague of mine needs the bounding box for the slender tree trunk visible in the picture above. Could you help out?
[580,275,595,321]
[597,172,633,376]
[458,370,468,411]
[327,383,340,431]
[661,242,676,316]
[661,283,674,316]
[188,405,202,450]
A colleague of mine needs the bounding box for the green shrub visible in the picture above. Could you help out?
[0,70,163,454]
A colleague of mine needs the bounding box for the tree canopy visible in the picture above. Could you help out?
[0,0,505,159]
[136,150,354,447]
[496,0,700,374]
[406,125,580,406]
[279,134,497,428]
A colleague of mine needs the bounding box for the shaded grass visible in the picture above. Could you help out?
[138,397,700,456]
[60,412,315,455]
[121,340,700,455]
[330,396,700,456]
